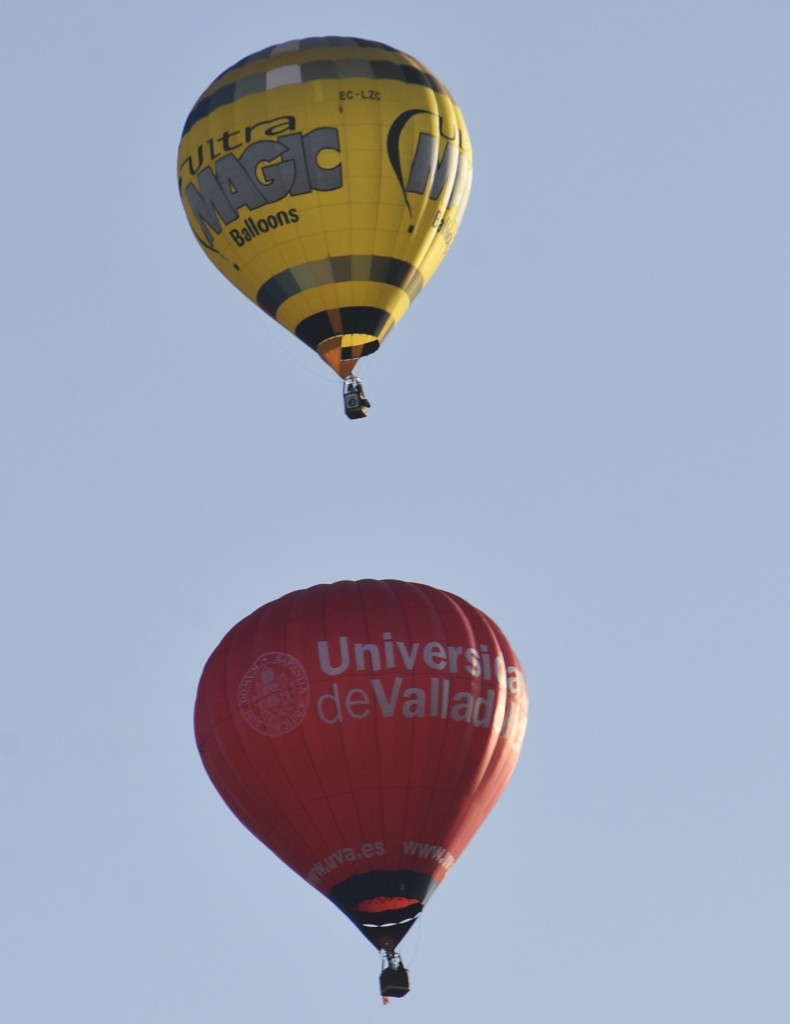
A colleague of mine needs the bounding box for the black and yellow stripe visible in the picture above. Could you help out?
[181,38,449,137]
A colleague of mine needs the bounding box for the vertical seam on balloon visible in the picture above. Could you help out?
[293,582,354,874]
[277,585,326,867]
[406,583,464,872]
[206,602,300,867]
[196,636,262,833]
[456,603,507,852]
[408,95,465,282]
[401,581,449,875]
[415,103,472,283]
[437,596,522,862]
[441,593,502,858]
[381,578,415,868]
[241,591,320,868]
[467,616,527,845]
[326,579,368,872]
[362,579,386,863]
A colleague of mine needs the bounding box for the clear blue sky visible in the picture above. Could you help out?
[2,2,788,1020]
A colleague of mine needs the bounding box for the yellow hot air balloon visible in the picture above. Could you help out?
[178,36,472,415]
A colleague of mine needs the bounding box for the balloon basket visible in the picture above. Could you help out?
[379,951,410,999]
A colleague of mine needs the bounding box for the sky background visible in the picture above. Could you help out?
[2,2,789,1021]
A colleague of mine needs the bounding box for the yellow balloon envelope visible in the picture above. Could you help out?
[177,37,472,378]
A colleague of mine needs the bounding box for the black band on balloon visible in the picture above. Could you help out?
[294,308,389,351]
[256,255,423,320]
[182,38,448,136]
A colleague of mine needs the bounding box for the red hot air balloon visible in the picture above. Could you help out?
[195,579,527,998]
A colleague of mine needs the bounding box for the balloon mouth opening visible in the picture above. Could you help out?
[355,901,424,951]
[318,334,380,378]
[354,896,421,914]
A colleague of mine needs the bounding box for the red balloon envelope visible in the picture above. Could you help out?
[195,579,528,954]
